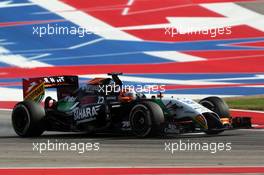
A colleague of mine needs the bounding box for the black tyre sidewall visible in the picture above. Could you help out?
[129,104,152,137]
[12,101,45,137]
[200,97,228,135]
[199,96,230,118]
[129,101,164,137]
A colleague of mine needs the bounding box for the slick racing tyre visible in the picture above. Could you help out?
[199,96,230,119]
[200,96,229,134]
[129,101,164,137]
[12,101,45,137]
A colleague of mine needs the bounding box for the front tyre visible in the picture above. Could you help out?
[129,101,164,138]
[12,101,45,137]
[199,96,232,129]
[199,96,230,118]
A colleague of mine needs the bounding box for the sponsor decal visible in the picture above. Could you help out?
[74,105,101,122]
[43,76,78,87]
[23,78,45,102]
[121,121,131,131]
[44,76,65,84]
[26,81,37,93]
[25,83,44,101]
[44,76,66,88]
[64,96,77,102]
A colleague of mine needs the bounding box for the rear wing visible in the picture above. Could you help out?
[23,76,79,103]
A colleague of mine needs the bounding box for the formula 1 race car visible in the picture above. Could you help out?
[12,73,235,137]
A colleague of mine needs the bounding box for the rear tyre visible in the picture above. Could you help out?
[129,101,164,137]
[12,101,45,137]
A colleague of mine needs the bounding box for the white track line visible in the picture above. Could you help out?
[68,38,104,50]
[0,47,52,68]
[36,50,205,63]
[0,1,35,8]
[80,74,238,85]
[189,74,264,82]
[122,0,134,15]
[30,0,203,62]
[119,2,264,34]
[145,51,206,62]
[28,53,51,60]
[122,8,129,15]
[230,109,264,114]
[201,2,264,32]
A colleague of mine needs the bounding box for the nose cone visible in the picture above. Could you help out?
[195,115,208,130]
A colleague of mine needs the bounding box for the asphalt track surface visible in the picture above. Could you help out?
[0,110,263,168]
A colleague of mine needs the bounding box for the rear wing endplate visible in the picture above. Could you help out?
[23,76,79,102]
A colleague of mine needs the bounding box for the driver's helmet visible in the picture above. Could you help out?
[119,88,136,102]
[108,79,120,93]
[88,78,111,85]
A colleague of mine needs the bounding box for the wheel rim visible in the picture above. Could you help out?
[131,106,151,136]
[12,104,30,135]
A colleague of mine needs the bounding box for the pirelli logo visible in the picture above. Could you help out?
[25,82,45,101]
